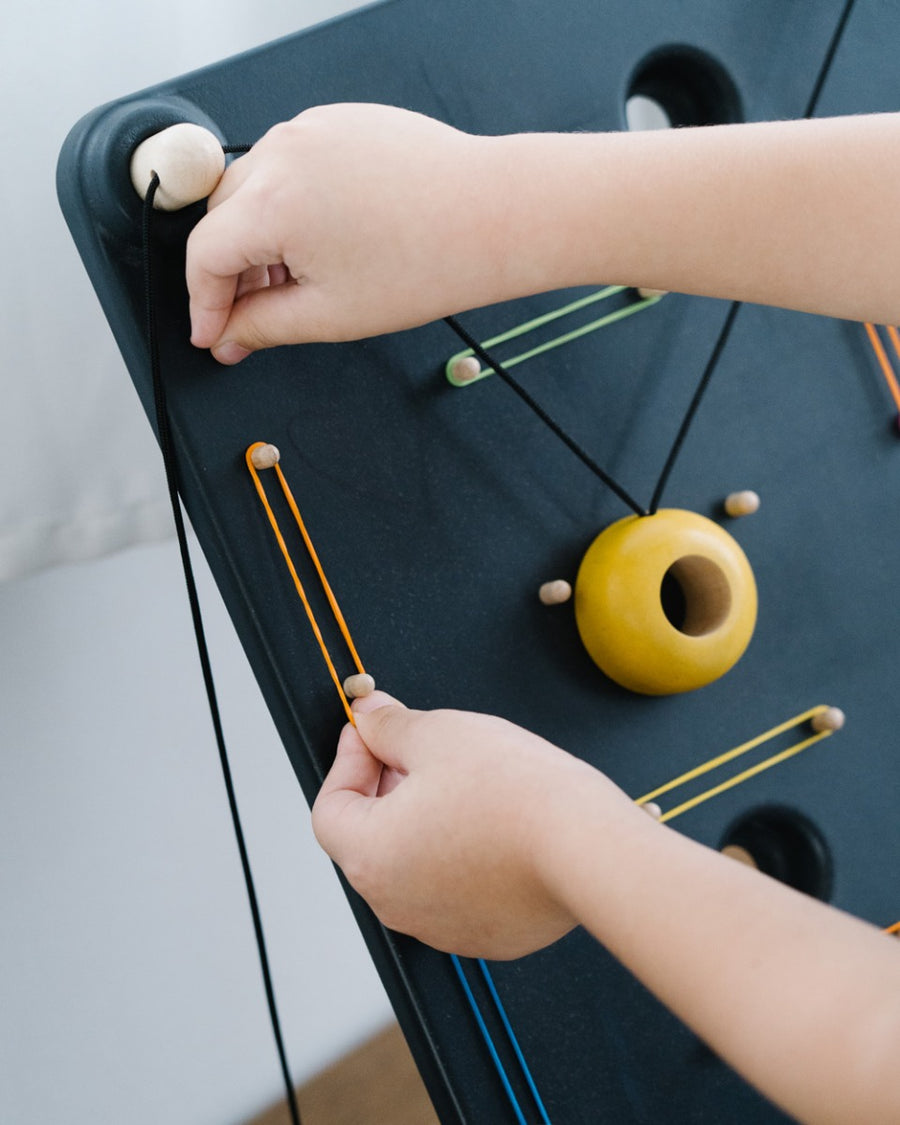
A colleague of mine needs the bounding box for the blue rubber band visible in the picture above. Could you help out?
[478,959,553,1124]
[450,954,529,1125]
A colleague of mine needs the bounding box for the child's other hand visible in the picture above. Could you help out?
[186,104,513,362]
[311,691,622,959]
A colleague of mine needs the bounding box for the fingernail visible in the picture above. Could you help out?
[212,341,251,365]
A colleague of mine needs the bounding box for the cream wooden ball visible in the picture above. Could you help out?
[724,490,761,518]
[538,579,573,606]
[344,673,376,699]
[811,707,845,733]
[130,123,225,211]
[450,356,482,385]
[249,443,281,471]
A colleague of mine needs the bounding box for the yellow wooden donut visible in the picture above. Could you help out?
[574,509,757,695]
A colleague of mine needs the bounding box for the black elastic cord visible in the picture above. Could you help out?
[444,313,647,516]
[143,173,302,1125]
[804,0,857,119]
[449,2,859,520]
[648,300,739,514]
[648,0,858,513]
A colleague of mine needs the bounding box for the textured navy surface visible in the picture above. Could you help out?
[59,2,899,1121]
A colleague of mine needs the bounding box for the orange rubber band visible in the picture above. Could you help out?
[887,325,900,365]
[864,322,900,413]
[246,443,365,725]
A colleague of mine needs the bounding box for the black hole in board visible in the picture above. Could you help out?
[626,45,743,129]
[720,805,833,902]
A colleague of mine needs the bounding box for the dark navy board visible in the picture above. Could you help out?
[58,2,900,1122]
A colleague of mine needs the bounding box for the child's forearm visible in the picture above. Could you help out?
[189,108,900,358]
[315,696,900,1122]
[493,114,900,324]
[537,790,900,1125]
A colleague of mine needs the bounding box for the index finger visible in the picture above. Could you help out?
[185,197,281,348]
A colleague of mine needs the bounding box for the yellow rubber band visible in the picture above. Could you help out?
[637,705,836,823]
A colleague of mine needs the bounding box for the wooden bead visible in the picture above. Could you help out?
[249,443,281,470]
[721,843,758,868]
[641,801,662,821]
[811,707,845,733]
[130,123,225,211]
[723,490,760,518]
[449,356,482,384]
[344,673,376,699]
[538,579,572,605]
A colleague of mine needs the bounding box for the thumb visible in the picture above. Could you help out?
[311,721,377,862]
[311,694,408,863]
[354,698,422,774]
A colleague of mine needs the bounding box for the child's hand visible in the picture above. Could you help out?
[186,104,517,363]
[311,691,623,959]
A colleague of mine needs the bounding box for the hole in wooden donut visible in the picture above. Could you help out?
[660,555,731,636]
[719,805,833,901]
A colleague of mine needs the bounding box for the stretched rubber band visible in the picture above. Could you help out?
[246,443,365,725]
[446,286,661,385]
[863,322,900,414]
[478,959,553,1124]
[451,955,530,1125]
[637,706,837,823]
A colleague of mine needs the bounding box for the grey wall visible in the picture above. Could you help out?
[1,3,393,1123]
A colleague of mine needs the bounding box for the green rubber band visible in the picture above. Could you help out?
[445,287,663,386]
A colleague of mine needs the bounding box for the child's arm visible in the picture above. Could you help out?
[313,693,900,1125]
[186,105,900,362]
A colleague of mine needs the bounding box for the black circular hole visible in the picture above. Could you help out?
[626,46,743,130]
[719,805,833,901]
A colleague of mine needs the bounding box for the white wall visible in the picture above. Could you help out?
[0,0,375,582]
[0,539,392,1125]
[1,2,394,1123]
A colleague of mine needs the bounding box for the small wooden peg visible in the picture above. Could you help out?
[449,356,482,385]
[538,579,572,605]
[130,122,226,211]
[641,801,663,821]
[723,490,760,518]
[344,673,376,699]
[721,844,758,868]
[249,444,281,470]
[811,707,845,733]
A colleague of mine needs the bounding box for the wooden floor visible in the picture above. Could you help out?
[248,1022,440,1125]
